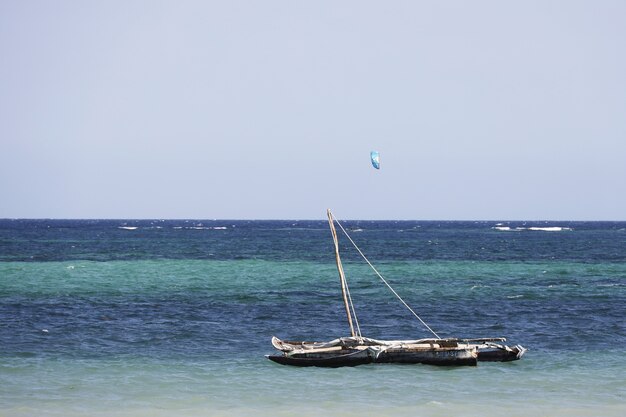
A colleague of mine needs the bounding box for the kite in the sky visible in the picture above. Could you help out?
[370,151,380,169]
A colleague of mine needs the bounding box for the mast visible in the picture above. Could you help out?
[327,209,356,338]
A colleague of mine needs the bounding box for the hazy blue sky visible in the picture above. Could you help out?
[1,1,624,220]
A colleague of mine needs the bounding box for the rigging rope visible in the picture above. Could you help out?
[332,214,441,339]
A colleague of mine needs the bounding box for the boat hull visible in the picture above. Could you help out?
[268,340,478,367]
[267,349,373,368]
[376,347,477,366]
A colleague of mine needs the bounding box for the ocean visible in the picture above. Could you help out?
[1,219,625,416]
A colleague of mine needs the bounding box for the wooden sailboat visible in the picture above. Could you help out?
[267,210,526,367]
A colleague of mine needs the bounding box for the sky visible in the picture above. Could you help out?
[1,1,625,220]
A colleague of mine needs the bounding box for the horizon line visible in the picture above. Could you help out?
[2,217,625,222]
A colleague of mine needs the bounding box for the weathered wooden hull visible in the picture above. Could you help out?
[267,349,373,368]
[270,336,525,366]
[376,347,477,366]
[267,343,478,367]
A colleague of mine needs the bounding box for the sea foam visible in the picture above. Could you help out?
[493,226,572,232]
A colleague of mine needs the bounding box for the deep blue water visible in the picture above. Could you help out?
[1,219,624,262]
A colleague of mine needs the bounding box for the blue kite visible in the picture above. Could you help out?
[370,151,380,169]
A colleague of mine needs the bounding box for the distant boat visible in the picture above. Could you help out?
[267,209,526,367]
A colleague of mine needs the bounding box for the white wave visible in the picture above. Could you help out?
[118,226,138,230]
[493,226,526,232]
[173,226,208,230]
[507,295,524,299]
[471,285,491,290]
[493,226,512,231]
[173,226,227,230]
[493,226,572,232]
[528,227,572,232]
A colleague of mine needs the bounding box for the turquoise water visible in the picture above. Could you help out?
[1,220,625,416]
[3,354,624,417]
